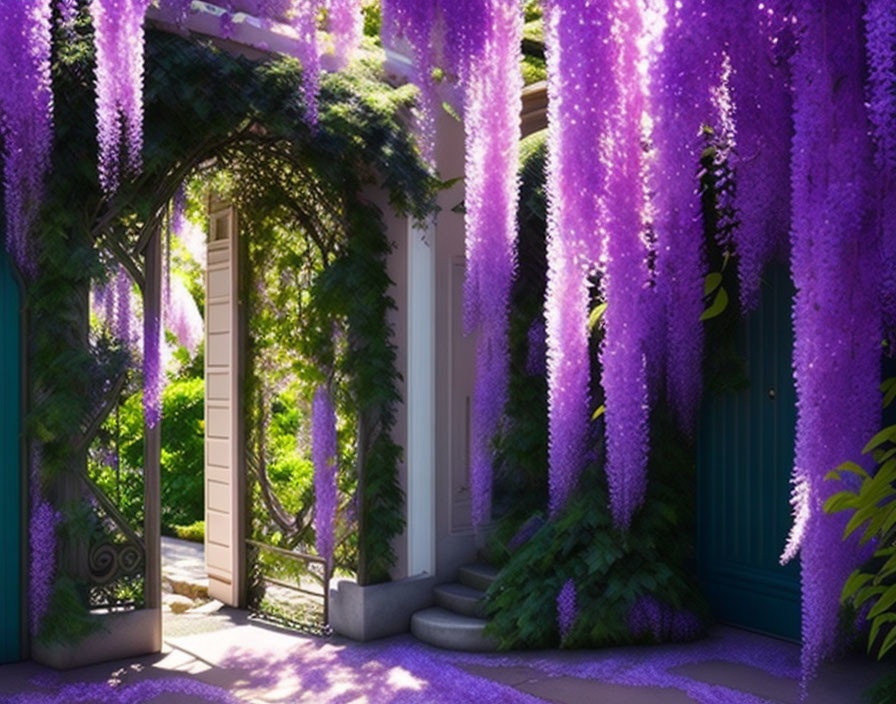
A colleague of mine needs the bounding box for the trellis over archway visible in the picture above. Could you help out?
[22,23,434,667]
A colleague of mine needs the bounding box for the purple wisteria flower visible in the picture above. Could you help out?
[463,0,522,529]
[648,0,721,434]
[381,0,438,165]
[164,275,202,355]
[556,578,576,641]
[156,0,192,26]
[383,2,522,528]
[327,0,362,69]
[142,309,163,428]
[292,0,324,126]
[627,595,701,643]
[56,0,78,28]
[507,514,543,552]
[312,385,338,566]
[89,0,152,194]
[543,0,614,516]
[29,445,59,638]
[114,264,137,348]
[865,0,896,348]
[725,3,792,312]
[785,0,882,689]
[0,0,53,274]
[598,0,651,530]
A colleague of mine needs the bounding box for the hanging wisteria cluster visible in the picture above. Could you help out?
[0,0,53,274]
[648,0,719,435]
[783,0,883,687]
[91,192,204,427]
[462,1,522,528]
[556,578,576,641]
[866,0,896,349]
[90,0,152,194]
[382,0,521,527]
[312,385,338,566]
[724,3,792,312]
[627,595,702,643]
[597,0,651,530]
[29,445,59,637]
[541,0,612,517]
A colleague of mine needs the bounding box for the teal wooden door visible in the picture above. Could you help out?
[697,264,801,641]
[0,250,22,663]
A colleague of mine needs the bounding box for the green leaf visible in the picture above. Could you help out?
[868,585,896,620]
[833,460,871,481]
[855,585,888,609]
[589,302,608,331]
[842,571,874,602]
[873,447,896,465]
[863,425,896,454]
[823,491,858,515]
[701,287,729,321]
[878,623,896,659]
[867,613,896,655]
[442,101,462,122]
[845,505,879,540]
[592,405,606,422]
[704,272,723,297]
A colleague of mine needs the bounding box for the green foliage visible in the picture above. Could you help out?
[866,671,896,704]
[487,129,704,648]
[313,192,407,584]
[362,0,382,39]
[173,520,205,543]
[37,577,102,646]
[90,377,205,532]
[825,385,896,661]
[486,411,705,649]
[521,55,547,86]
[523,1,544,22]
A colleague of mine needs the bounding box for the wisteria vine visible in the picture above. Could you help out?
[866,0,896,348]
[312,385,338,566]
[0,0,53,274]
[725,2,792,312]
[598,0,651,530]
[542,0,614,515]
[649,0,719,434]
[29,445,59,638]
[90,0,152,194]
[784,0,883,688]
[463,1,522,528]
[556,578,576,641]
[382,0,521,527]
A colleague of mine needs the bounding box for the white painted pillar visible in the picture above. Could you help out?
[406,219,437,576]
[204,201,246,607]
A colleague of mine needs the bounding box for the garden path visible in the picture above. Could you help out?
[0,612,886,703]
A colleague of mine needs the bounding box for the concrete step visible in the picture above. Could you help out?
[458,563,499,593]
[410,607,497,652]
[434,582,487,619]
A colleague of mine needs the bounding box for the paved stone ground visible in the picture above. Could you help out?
[0,541,884,703]
[0,608,888,703]
[161,536,232,639]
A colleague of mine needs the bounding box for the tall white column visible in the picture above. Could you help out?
[406,219,437,576]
